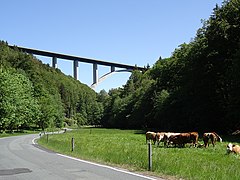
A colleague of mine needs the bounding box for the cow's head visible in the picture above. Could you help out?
[226,143,233,154]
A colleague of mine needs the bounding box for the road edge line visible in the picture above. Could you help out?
[56,153,157,180]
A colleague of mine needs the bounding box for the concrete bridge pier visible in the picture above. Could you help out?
[52,57,57,68]
[111,66,115,72]
[93,63,98,85]
[73,60,79,80]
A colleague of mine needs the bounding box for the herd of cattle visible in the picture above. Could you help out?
[146,131,240,154]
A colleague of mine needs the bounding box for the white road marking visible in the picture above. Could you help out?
[57,153,157,180]
[32,137,38,145]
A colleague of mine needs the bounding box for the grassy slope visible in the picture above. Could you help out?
[38,128,240,180]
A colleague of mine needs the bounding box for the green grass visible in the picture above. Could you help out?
[38,128,240,180]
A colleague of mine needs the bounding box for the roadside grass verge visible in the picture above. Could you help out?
[0,127,63,138]
[0,129,40,138]
[38,128,240,180]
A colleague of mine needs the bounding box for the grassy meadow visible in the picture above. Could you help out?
[37,128,240,180]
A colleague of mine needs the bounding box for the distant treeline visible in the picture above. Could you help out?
[1,0,239,134]
[100,0,240,134]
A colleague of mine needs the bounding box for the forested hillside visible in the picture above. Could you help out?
[0,42,103,132]
[100,0,240,134]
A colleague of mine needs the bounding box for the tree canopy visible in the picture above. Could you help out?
[0,42,103,131]
[100,0,240,134]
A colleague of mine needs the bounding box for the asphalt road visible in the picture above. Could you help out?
[0,134,161,180]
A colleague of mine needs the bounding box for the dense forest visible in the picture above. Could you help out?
[100,0,240,134]
[0,42,103,132]
[0,0,239,134]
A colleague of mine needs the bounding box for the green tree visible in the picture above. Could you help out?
[0,69,40,132]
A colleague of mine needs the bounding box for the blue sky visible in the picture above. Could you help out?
[1,0,223,92]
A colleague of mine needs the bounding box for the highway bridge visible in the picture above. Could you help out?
[8,45,146,88]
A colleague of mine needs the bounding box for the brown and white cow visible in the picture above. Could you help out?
[227,143,240,154]
[203,132,222,147]
[146,131,157,145]
[156,132,166,146]
[162,132,180,146]
[167,132,199,147]
[168,133,190,147]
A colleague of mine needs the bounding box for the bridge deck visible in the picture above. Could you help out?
[8,45,145,71]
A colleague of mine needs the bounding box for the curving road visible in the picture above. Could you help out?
[0,134,160,180]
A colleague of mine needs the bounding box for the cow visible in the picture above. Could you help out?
[168,133,190,147]
[203,132,222,147]
[156,132,166,146]
[146,131,157,145]
[167,132,199,147]
[189,132,199,147]
[162,132,180,146]
[227,143,240,154]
